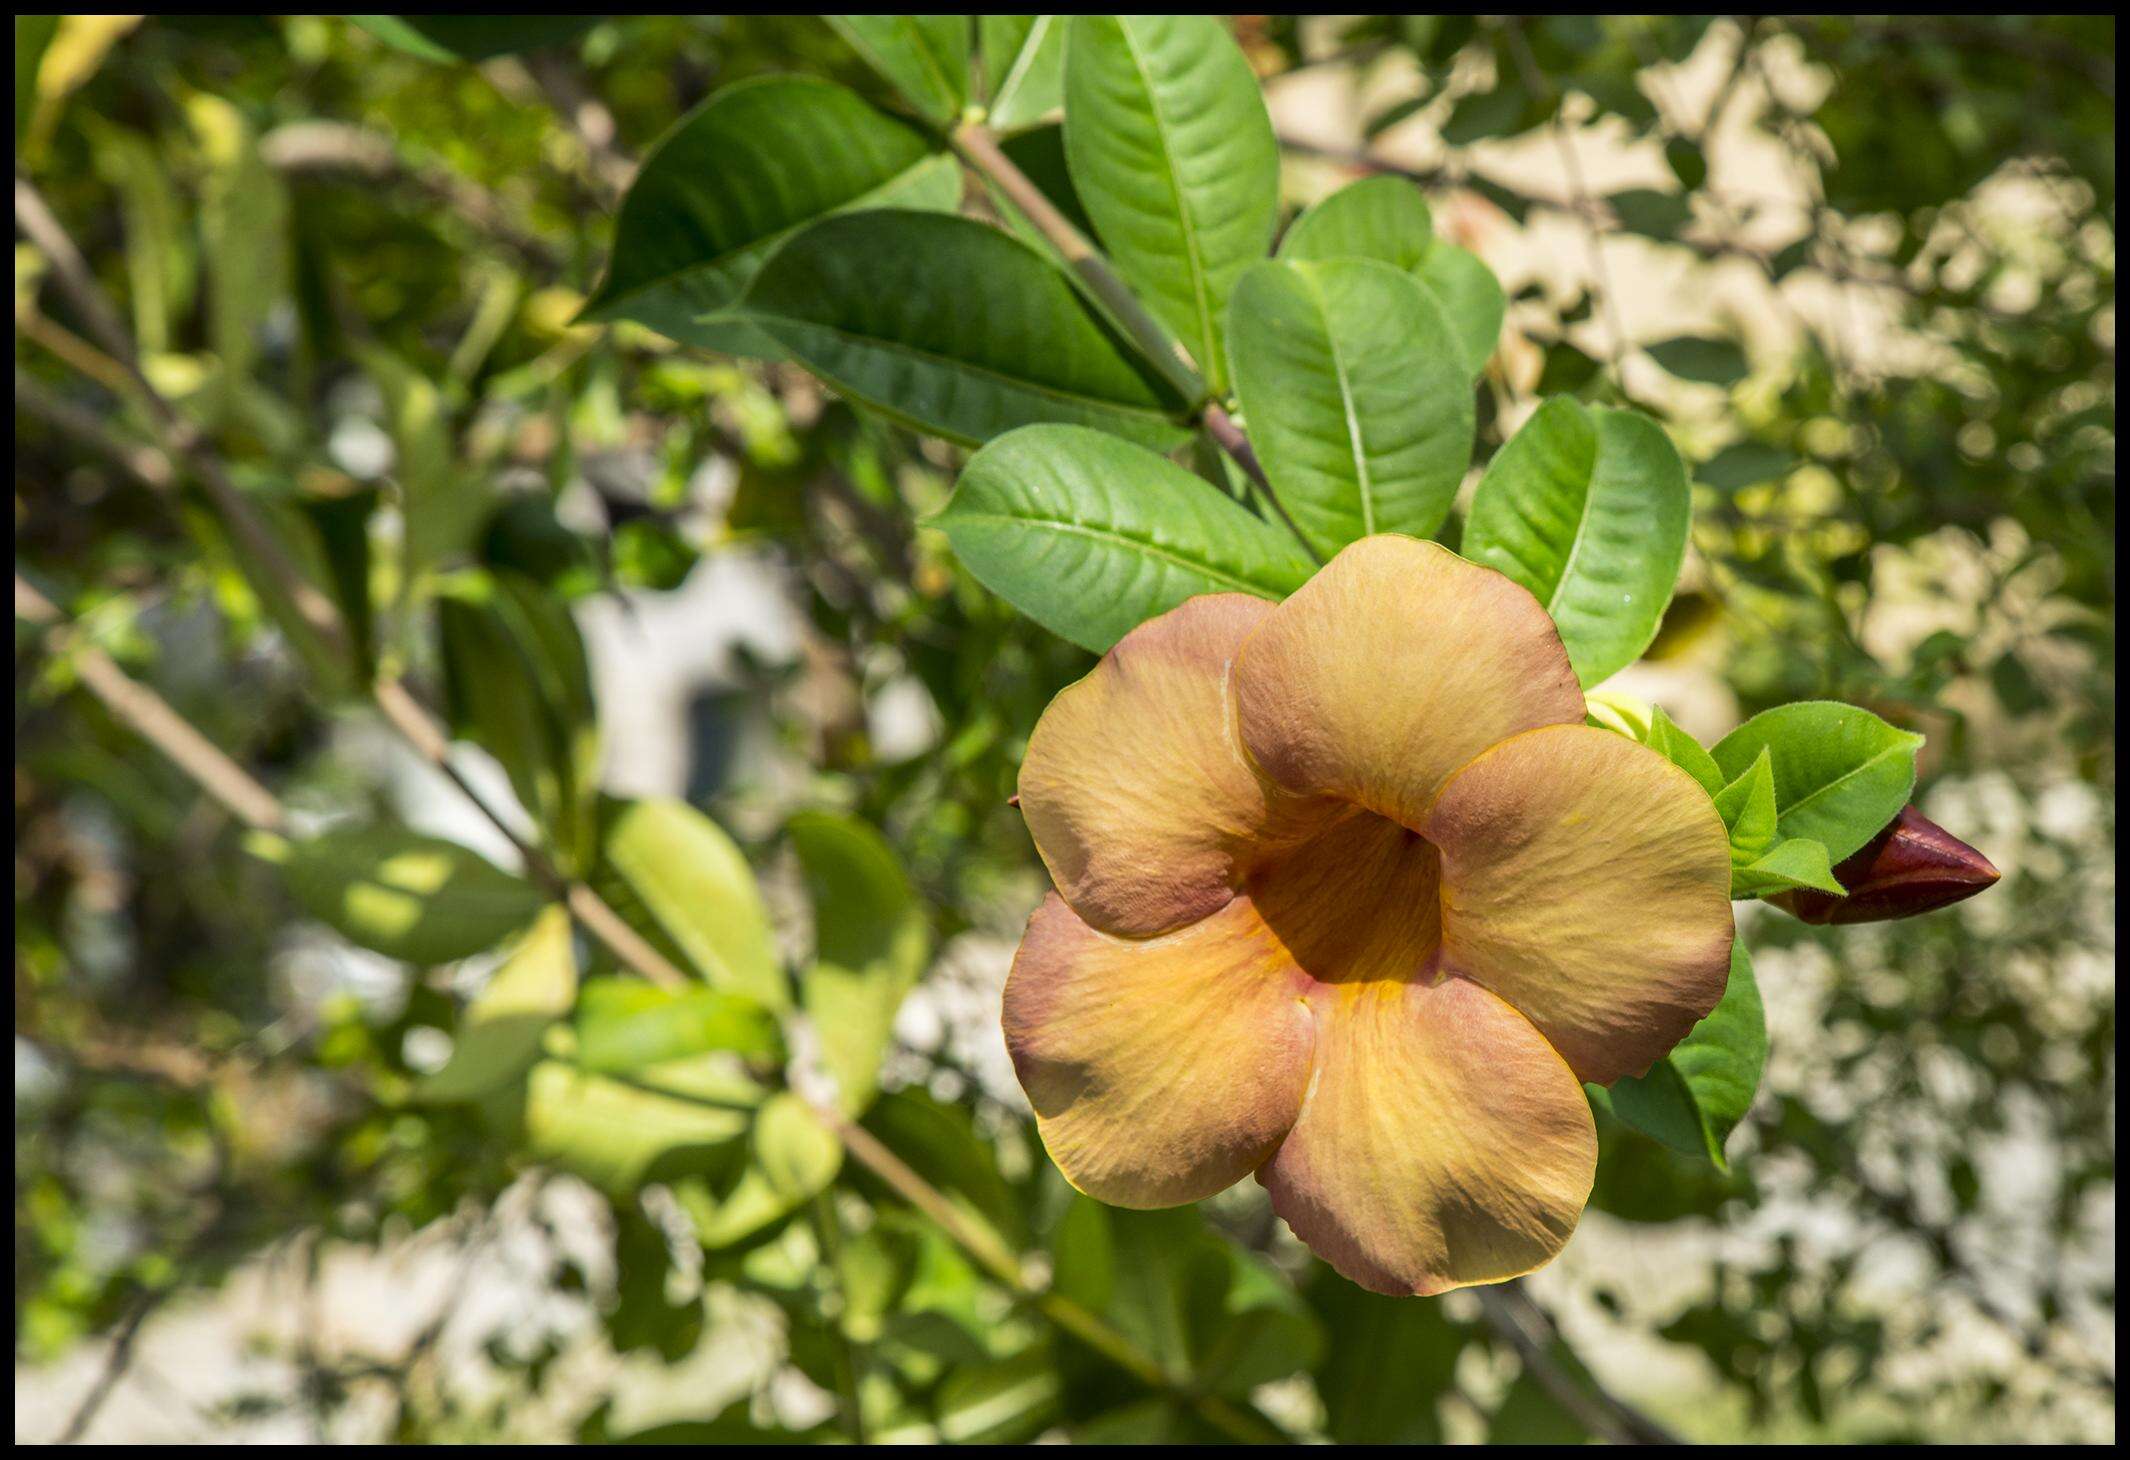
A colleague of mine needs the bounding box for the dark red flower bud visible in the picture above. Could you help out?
[1771,805,2000,925]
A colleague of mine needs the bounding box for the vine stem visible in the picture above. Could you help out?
[949,120,1323,566]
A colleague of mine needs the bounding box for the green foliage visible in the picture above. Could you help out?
[940,424,1314,651]
[1463,396,1691,685]
[12,10,2111,1447]
[1228,258,1473,551]
[1062,15,1279,395]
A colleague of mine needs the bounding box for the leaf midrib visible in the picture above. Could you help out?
[1116,19,1219,382]
[942,508,1288,596]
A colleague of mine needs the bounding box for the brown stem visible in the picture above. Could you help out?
[1475,1282,1683,1445]
[16,575,288,834]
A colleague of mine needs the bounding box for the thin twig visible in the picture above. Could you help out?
[16,575,288,833]
[1476,1281,1683,1445]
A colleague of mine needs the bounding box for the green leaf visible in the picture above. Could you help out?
[358,346,484,585]
[1063,14,1279,395]
[1646,334,1749,387]
[271,824,544,965]
[1710,701,1924,863]
[348,15,594,62]
[583,77,961,358]
[15,16,58,147]
[739,210,1189,450]
[1646,705,1724,797]
[574,978,781,1073]
[1229,258,1474,553]
[1276,176,1502,376]
[1414,240,1506,377]
[858,1091,1027,1248]
[939,423,1315,651]
[437,569,599,870]
[792,812,931,1116]
[980,15,1066,132]
[1308,1267,1466,1443]
[935,1349,1062,1444]
[1698,441,1794,493]
[598,798,787,1010]
[1462,397,1691,686]
[825,15,970,124]
[1712,747,1779,863]
[1608,940,1765,1168]
[682,1091,844,1248]
[418,906,577,1103]
[1278,175,1435,273]
[1731,837,1846,899]
[525,1055,761,1192]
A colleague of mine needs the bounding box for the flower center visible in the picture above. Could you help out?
[1243,800,1444,986]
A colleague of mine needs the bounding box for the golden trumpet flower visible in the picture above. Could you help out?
[1004,535,1735,1295]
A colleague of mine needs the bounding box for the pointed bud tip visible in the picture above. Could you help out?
[1772,805,1999,926]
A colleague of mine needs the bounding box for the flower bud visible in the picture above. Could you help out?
[1770,805,2000,925]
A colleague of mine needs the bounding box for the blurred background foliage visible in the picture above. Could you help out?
[14,13,2114,1444]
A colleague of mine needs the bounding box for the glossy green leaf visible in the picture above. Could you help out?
[583,77,961,357]
[1462,397,1691,686]
[1713,747,1779,864]
[1228,258,1474,553]
[273,824,544,965]
[1276,176,1502,376]
[939,424,1315,651]
[418,905,576,1103]
[1732,837,1846,899]
[792,811,931,1116]
[1608,940,1766,1169]
[980,15,1066,132]
[1647,334,1749,387]
[525,1055,761,1192]
[599,798,787,1009]
[825,15,969,123]
[740,210,1189,449]
[1063,14,1279,395]
[574,977,781,1073]
[1646,704,1725,797]
[348,15,594,63]
[1711,701,1924,863]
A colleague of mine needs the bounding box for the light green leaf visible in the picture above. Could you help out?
[598,798,787,1010]
[1608,940,1765,1169]
[1278,175,1435,272]
[826,14,970,124]
[1646,705,1725,797]
[1713,747,1778,863]
[1732,837,1846,899]
[583,76,961,358]
[358,345,484,584]
[740,210,1189,450]
[272,824,544,965]
[981,15,1066,132]
[1228,258,1474,553]
[936,1349,1062,1445]
[1414,240,1506,377]
[419,905,576,1103]
[574,977,781,1073]
[792,812,931,1116]
[1063,14,1279,395]
[1462,396,1691,686]
[1277,176,1502,375]
[939,423,1315,651]
[683,1092,844,1248]
[1711,701,1924,863]
[525,1055,761,1192]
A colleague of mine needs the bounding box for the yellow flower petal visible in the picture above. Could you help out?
[1004,893,1316,1208]
[1423,724,1734,1085]
[1258,977,1596,1295]
[1233,535,1584,831]
[1019,593,1298,937]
